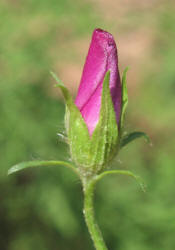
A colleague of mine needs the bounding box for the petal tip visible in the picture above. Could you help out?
[93,28,116,50]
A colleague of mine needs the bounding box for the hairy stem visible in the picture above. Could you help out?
[83,178,108,250]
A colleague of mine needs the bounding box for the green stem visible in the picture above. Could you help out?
[82,169,143,250]
[83,178,108,250]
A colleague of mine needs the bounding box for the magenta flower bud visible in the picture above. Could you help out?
[53,28,127,173]
[75,28,121,135]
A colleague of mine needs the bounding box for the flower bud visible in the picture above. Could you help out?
[56,28,128,175]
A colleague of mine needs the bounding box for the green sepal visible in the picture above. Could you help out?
[52,71,120,175]
[90,71,119,173]
[120,131,151,148]
[51,72,92,169]
[120,67,129,130]
[51,71,74,108]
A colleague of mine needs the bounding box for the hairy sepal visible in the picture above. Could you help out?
[53,74,92,170]
[90,71,119,173]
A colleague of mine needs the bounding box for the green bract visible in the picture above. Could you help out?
[120,67,129,130]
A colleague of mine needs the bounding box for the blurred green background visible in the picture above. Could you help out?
[0,0,175,249]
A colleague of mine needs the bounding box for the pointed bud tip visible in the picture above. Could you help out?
[93,28,116,50]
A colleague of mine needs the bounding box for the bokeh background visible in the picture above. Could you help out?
[0,0,175,249]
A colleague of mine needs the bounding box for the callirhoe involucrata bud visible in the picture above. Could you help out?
[57,28,128,176]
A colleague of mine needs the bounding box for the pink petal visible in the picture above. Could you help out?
[75,28,121,135]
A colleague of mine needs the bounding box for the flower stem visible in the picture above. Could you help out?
[83,178,108,250]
